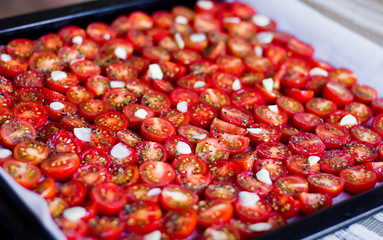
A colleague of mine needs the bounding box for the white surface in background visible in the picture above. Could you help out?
[1,1,383,239]
[307,0,383,37]
[0,167,66,240]
[247,0,383,96]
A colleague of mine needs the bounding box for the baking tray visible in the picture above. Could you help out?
[1,0,383,239]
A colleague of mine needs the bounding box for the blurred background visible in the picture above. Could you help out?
[0,0,382,47]
[0,0,92,18]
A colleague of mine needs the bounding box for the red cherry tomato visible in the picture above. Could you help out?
[299,192,332,215]
[285,155,321,177]
[340,165,377,194]
[288,132,325,156]
[314,123,350,149]
[307,173,345,197]
[320,149,354,175]
[139,161,176,187]
[13,140,48,165]
[0,118,37,148]
[3,160,41,188]
[40,153,80,181]
[90,182,126,215]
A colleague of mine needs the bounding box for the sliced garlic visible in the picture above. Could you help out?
[176,101,188,113]
[308,156,320,166]
[256,168,272,185]
[51,71,67,81]
[74,128,92,142]
[176,141,192,154]
[134,109,148,119]
[110,143,132,159]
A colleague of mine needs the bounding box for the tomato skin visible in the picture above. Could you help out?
[371,98,383,115]
[329,68,357,88]
[340,165,377,194]
[164,135,194,160]
[141,90,171,116]
[73,164,111,188]
[196,138,230,163]
[247,122,282,145]
[0,118,37,149]
[41,153,80,181]
[188,102,218,129]
[276,95,304,116]
[58,180,87,206]
[320,149,354,175]
[299,192,332,216]
[0,54,28,79]
[236,171,273,198]
[287,37,314,58]
[254,159,288,181]
[46,71,79,94]
[3,160,41,188]
[372,113,383,137]
[79,99,110,122]
[288,132,325,156]
[58,25,86,45]
[29,51,63,73]
[169,88,198,107]
[162,208,198,239]
[266,187,301,219]
[160,184,199,211]
[256,142,291,161]
[88,216,124,240]
[306,97,337,118]
[86,22,116,44]
[350,126,382,147]
[56,217,88,240]
[210,118,247,135]
[6,38,36,58]
[119,201,162,234]
[94,111,129,131]
[70,60,101,83]
[196,200,234,227]
[13,140,49,165]
[285,155,321,177]
[33,178,57,199]
[323,81,354,107]
[293,112,323,132]
[140,117,175,143]
[231,88,264,112]
[90,182,126,215]
[122,104,155,130]
[343,141,377,164]
[13,101,49,129]
[307,173,345,197]
[139,161,176,187]
[284,88,314,103]
[254,105,288,127]
[315,123,350,149]
[234,197,271,223]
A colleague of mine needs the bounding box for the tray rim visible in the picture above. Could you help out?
[1,0,383,239]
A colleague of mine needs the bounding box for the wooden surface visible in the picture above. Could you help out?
[302,0,383,47]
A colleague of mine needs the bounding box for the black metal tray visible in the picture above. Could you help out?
[1,0,383,239]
